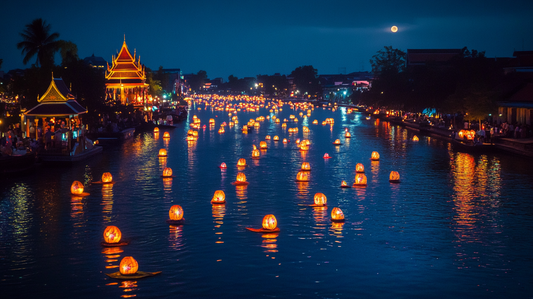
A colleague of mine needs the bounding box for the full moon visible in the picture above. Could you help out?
[391,26,398,33]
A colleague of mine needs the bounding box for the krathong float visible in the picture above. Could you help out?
[300,162,311,171]
[153,127,159,133]
[92,172,115,184]
[295,171,310,182]
[71,181,89,196]
[389,171,401,183]
[246,214,280,233]
[106,256,161,280]
[158,148,168,157]
[101,225,129,247]
[166,205,185,225]
[282,138,288,144]
[333,139,341,145]
[412,135,419,142]
[232,172,249,186]
[161,167,175,178]
[353,173,367,187]
[237,158,247,168]
[310,192,327,207]
[458,129,476,140]
[370,151,380,161]
[323,153,332,159]
[219,162,227,169]
[259,141,267,149]
[265,135,271,140]
[312,120,318,124]
[252,149,260,159]
[211,190,226,204]
[345,131,351,138]
[273,135,279,141]
[355,163,365,173]
[163,132,170,139]
[340,180,351,188]
[331,207,345,222]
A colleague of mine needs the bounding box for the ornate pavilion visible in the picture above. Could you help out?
[105,38,148,107]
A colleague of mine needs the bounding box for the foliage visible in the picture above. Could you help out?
[145,67,162,97]
[370,46,406,78]
[58,40,79,66]
[189,70,208,91]
[17,18,60,70]
[289,65,320,97]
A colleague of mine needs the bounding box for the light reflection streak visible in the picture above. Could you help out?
[101,184,114,223]
[169,225,184,250]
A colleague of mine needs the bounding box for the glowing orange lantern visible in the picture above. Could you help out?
[301,162,311,171]
[331,207,345,222]
[158,148,168,157]
[70,181,87,195]
[353,173,367,187]
[119,256,139,275]
[252,149,260,159]
[356,163,365,173]
[262,214,278,230]
[273,135,279,141]
[265,135,271,140]
[162,167,173,178]
[211,190,226,204]
[237,158,247,167]
[323,153,332,159]
[345,132,351,138]
[102,172,113,183]
[412,135,419,142]
[163,132,170,139]
[103,225,122,244]
[260,141,267,149]
[295,171,310,182]
[389,171,400,183]
[153,127,159,133]
[312,120,318,124]
[233,172,249,185]
[333,139,341,145]
[340,180,351,188]
[219,162,227,169]
[282,138,288,144]
[311,192,327,206]
[371,151,380,161]
[218,127,225,134]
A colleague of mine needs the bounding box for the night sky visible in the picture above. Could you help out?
[1,0,532,79]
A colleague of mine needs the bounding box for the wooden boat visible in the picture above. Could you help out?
[451,139,493,153]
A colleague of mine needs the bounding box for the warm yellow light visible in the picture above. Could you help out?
[169,205,184,221]
[158,148,167,157]
[391,26,398,33]
[262,214,278,230]
[313,193,327,206]
[331,207,345,221]
[301,162,311,171]
[371,151,380,161]
[389,171,400,183]
[102,172,113,183]
[356,163,365,173]
[119,256,139,275]
[211,190,226,204]
[103,226,122,243]
[296,171,310,182]
[237,158,247,167]
[71,181,84,195]
[162,167,173,177]
[354,173,367,186]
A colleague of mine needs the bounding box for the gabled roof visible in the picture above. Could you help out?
[25,100,87,117]
[105,38,146,85]
[39,77,75,103]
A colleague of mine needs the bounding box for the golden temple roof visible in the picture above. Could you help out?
[105,38,147,86]
[39,76,76,103]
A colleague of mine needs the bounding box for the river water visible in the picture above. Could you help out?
[1,101,533,298]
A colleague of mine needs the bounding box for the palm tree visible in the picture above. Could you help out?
[17,18,60,68]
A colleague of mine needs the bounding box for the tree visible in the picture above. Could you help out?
[370,46,406,78]
[189,70,208,92]
[17,18,60,69]
[289,65,320,98]
[145,67,162,97]
[58,40,79,66]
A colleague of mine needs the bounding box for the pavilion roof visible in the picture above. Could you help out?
[25,100,86,117]
[39,77,76,103]
[105,38,146,85]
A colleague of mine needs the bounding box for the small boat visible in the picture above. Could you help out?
[451,139,493,153]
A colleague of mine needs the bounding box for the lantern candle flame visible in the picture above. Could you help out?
[71,181,89,196]
[355,163,365,173]
[331,207,345,222]
[371,151,380,161]
[158,148,168,157]
[167,205,185,225]
[211,190,226,204]
[389,171,401,183]
[311,192,327,206]
[232,172,250,186]
[353,173,367,187]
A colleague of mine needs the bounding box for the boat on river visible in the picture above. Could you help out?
[451,138,493,153]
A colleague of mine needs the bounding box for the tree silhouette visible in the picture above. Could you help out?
[17,18,60,69]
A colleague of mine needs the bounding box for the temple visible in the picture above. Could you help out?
[105,37,148,107]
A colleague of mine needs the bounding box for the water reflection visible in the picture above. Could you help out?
[169,225,184,250]
[213,204,225,244]
[261,233,279,254]
[101,184,114,223]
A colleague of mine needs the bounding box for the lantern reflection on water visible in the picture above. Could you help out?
[295,171,310,182]
[389,171,401,183]
[356,163,365,173]
[167,205,185,225]
[237,158,247,167]
[211,190,226,204]
[353,173,367,187]
[158,148,168,157]
[311,192,327,206]
[371,151,380,161]
[233,172,249,185]
[301,162,311,171]
[331,207,345,222]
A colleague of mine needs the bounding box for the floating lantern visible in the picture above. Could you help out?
[161,167,174,178]
[282,138,288,144]
[187,135,196,141]
[323,153,332,159]
[331,207,345,222]
[253,145,258,150]
[303,126,310,133]
[295,171,310,182]
[211,190,226,204]
[237,158,247,167]
[102,172,113,183]
[389,171,400,183]
[158,148,168,157]
[103,226,121,243]
[281,123,287,129]
[312,120,318,124]
[300,143,309,151]
[340,180,351,188]
[273,135,279,141]
[218,127,225,134]
[345,132,351,138]
[209,118,215,125]
[167,205,185,225]
[71,181,89,196]
[246,214,280,233]
[252,149,260,159]
[353,173,367,187]
[356,163,365,173]
[265,135,271,140]
[412,135,419,142]
[311,192,327,206]
[219,162,227,169]
[260,141,267,149]
[153,127,159,133]
[275,118,280,124]
[232,172,249,186]
[241,125,248,133]
[163,132,170,139]
[119,256,139,275]
[333,139,341,145]
[301,162,311,171]
[370,151,380,161]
